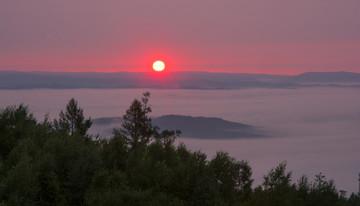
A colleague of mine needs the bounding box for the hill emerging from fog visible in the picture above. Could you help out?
[91,115,265,139]
[1,71,360,89]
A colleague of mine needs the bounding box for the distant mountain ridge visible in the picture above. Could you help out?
[289,71,360,82]
[90,115,265,139]
[0,71,359,89]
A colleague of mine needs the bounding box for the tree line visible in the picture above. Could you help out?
[0,92,359,205]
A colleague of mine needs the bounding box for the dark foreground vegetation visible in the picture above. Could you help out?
[0,92,359,206]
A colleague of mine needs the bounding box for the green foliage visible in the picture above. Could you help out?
[119,92,154,149]
[118,92,180,151]
[347,193,360,206]
[261,161,295,206]
[99,130,128,170]
[0,93,357,205]
[86,169,129,205]
[53,98,92,138]
[210,151,253,204]
[42,135,100,205]
[0,104,38,159]
[263,161,292,192]
[307,172,340,206]
[0,154,38,205]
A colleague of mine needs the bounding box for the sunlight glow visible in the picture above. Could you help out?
[153,61,165,71]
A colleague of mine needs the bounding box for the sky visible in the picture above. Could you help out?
[1,0,360,74]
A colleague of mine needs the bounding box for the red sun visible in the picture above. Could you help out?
[153,61,165,71]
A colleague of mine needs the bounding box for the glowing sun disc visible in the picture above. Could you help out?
[153,61,165,71]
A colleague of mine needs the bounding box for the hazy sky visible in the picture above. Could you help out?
[1,0,360,74]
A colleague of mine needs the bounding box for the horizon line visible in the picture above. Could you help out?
[0,69,359,76]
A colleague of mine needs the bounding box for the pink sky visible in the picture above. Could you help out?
[1,0,360,74]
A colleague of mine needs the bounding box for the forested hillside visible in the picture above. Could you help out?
[0,92,359,205]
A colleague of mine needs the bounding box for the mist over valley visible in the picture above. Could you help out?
[0,87,359,194]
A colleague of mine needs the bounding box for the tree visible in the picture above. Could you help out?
[2,93,356,205]
[308,172,339,206]
[54,98,92,138]
[263,162,292,191]
[296,175,311,203]
[262,161,293,206]
[347,193,360,206]
[42,134,100,205]
[99,130,128,170]
[0,104,38,159]
[171,146,222,206]
[0,154,38,205]
[118,92,180,150]
[210,151,253,204]
[119,92,154,150]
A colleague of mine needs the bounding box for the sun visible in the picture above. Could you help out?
[153,60,165,72]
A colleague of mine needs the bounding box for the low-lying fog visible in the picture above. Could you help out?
[1,87,359,194]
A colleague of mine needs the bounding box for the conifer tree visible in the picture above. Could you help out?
[54,98,92,138]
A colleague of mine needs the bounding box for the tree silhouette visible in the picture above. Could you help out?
[120,92,154,149]
[54,98,92,138]
[262,161,293,206]
[119,92,180,151]
[0,104,38,159]
[210,150,253,204]
[0,94,356,205]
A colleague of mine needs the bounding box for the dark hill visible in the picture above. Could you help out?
[288,71,360,83]
[91,115,265,139]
